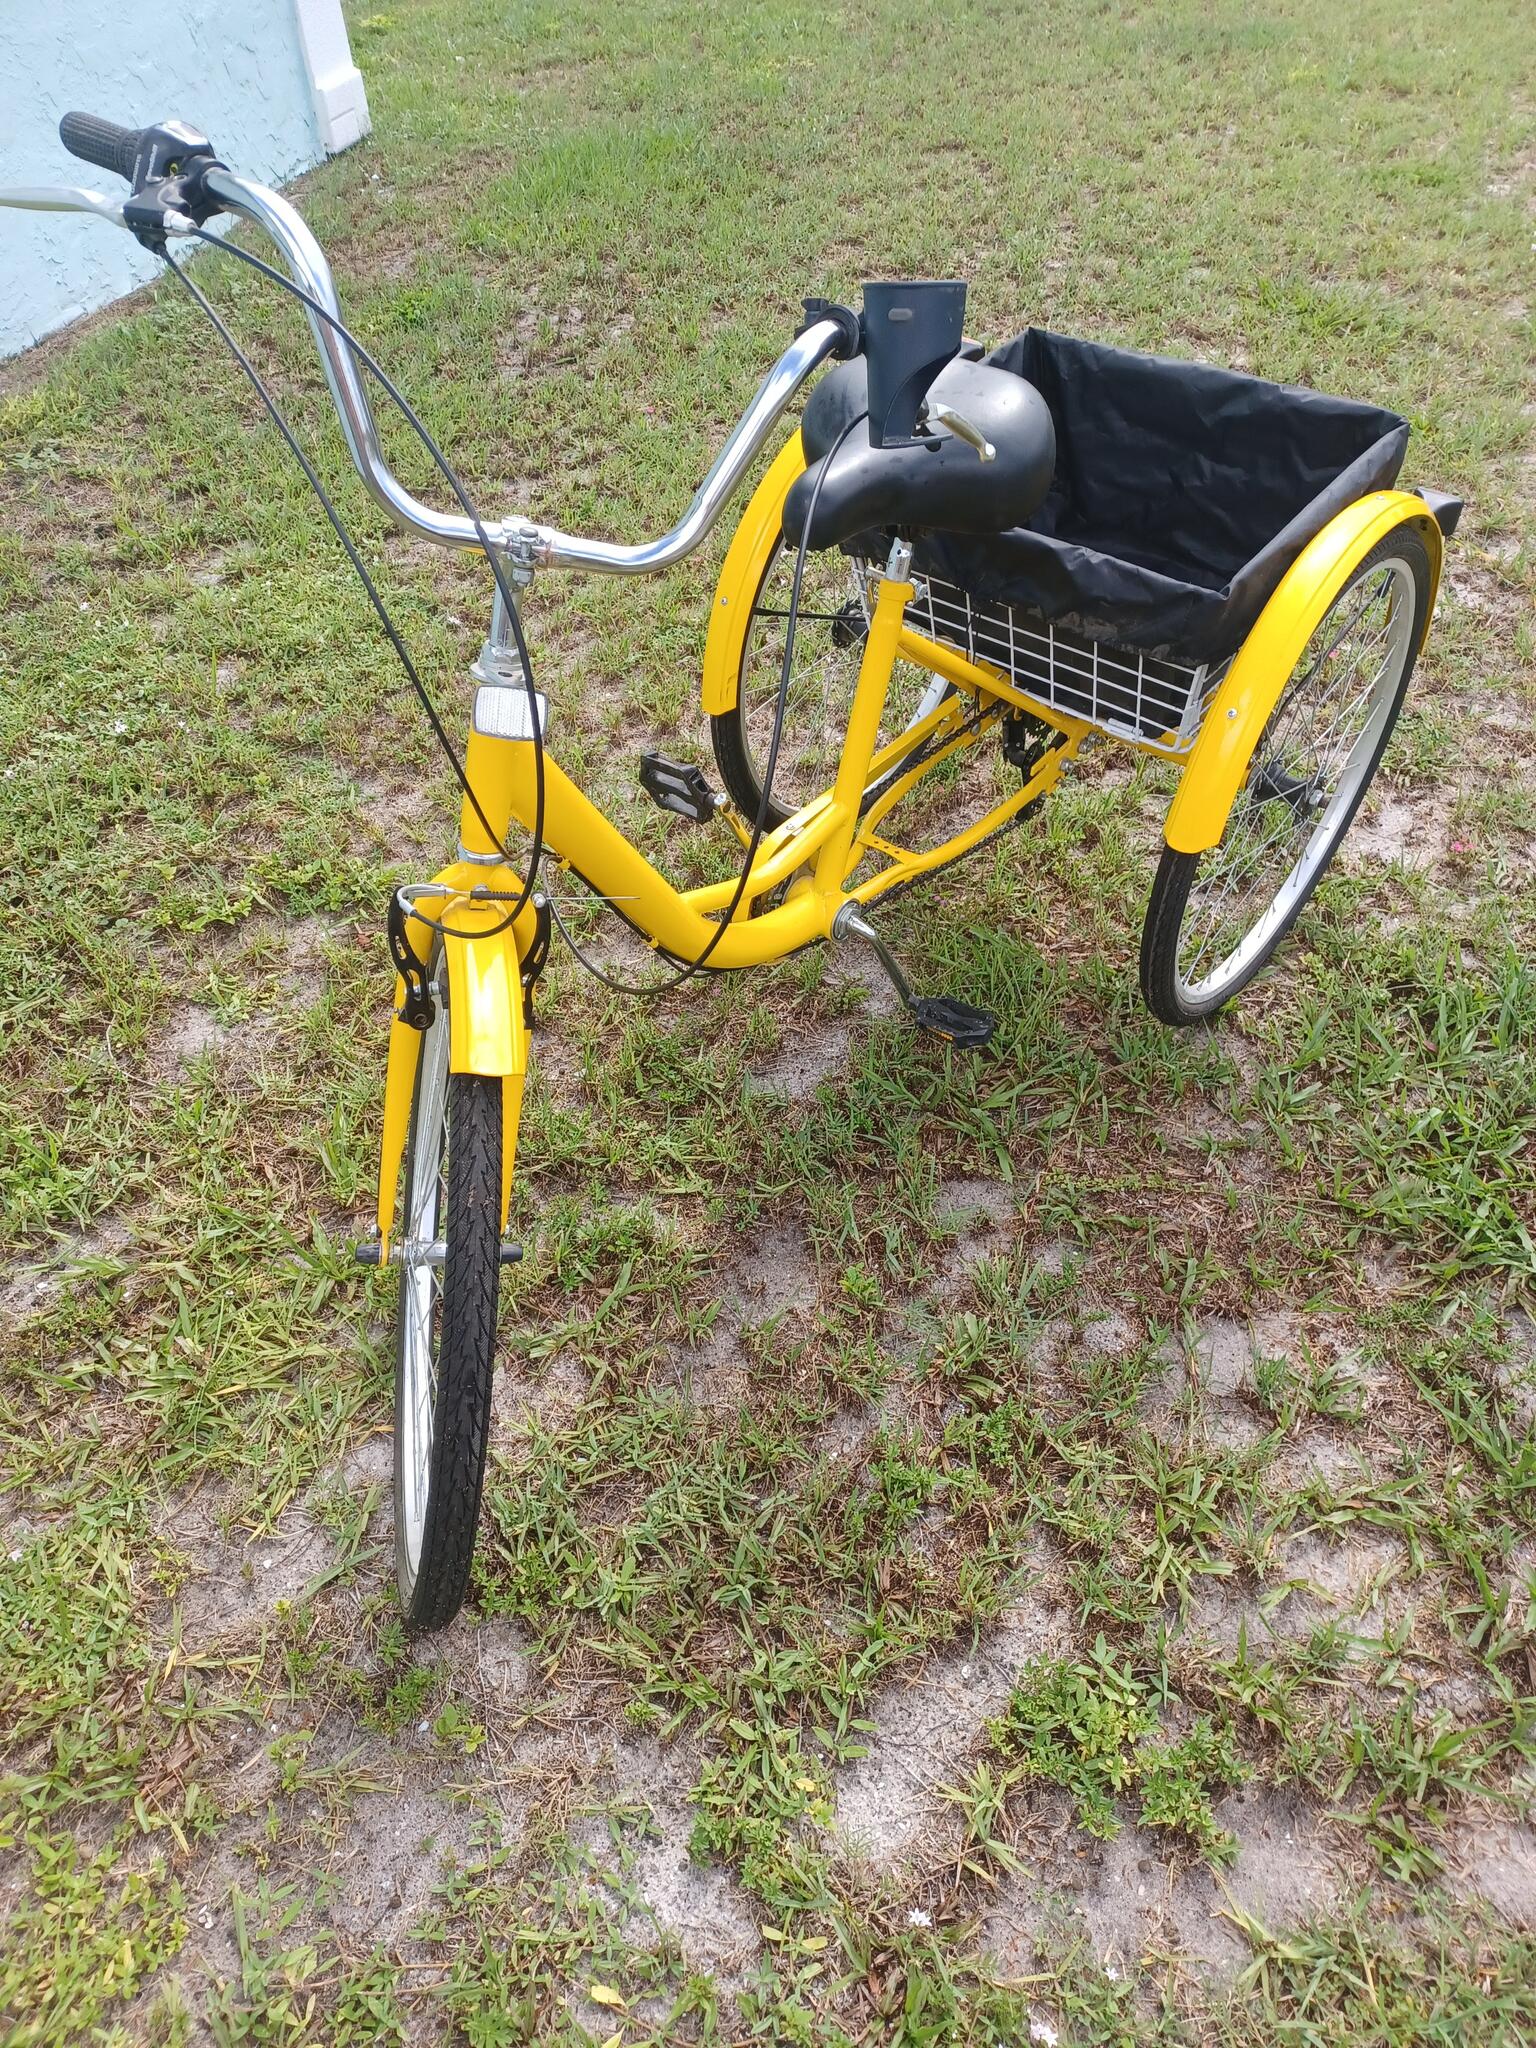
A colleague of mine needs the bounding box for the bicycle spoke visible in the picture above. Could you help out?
[397,994,451,1585]
[1172,553,1415,1003]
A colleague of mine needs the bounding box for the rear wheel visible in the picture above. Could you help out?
[1141,528,1432,1026]
[394,959,501,1632]
[709,537,950,827]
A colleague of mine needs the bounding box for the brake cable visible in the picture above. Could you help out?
[163,241,541,947]
[165,232,861,990]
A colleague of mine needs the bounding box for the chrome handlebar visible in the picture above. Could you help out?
[202,170,495,552]
[1,169,845,575]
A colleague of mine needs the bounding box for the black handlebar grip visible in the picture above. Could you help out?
[59,112,145,185]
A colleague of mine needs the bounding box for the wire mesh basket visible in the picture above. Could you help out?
[907,571,1234,757]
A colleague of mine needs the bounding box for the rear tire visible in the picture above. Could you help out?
[394,968,501,1632]
[710,540,872,827]
[709,537,950,827]
[1141,528,1431,1026]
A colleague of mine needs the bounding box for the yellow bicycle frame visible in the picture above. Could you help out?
[376,453,1441,1251]
[376,555,1082,1248]
[477,568,1079,961]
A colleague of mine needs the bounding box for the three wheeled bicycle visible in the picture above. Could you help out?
[3,116,1461,1627]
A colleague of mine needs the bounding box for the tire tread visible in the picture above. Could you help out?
[396,1072,500,1633]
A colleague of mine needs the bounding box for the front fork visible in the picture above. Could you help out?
[376,726,543,1256]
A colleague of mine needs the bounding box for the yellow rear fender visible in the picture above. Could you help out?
[1165,492,1443,856]
[376,868,535,1250]
[702,430,807,716]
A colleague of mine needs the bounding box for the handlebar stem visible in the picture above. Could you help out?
[203,168,842,574]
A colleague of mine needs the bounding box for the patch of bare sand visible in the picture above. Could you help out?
[490,1348,595,1442]
[1276,1528,1411,1635]
[150,1000,288,1089]
[1445,1817,1536,1929]
[351,772,440,858]
[0,1214,135,1322]
[1264,1427,1374,1495]
[835,1563,1074,1864]
[821,948,907,1024]
[654,1323,754,1416]
[1141,1320,1269,1452]
[1160,1097,1270,1188]
[610,1737,762,1989]
[177,1743,481,2037]
[318,1778,479,1943]
[656,1212,861,1419]
[986,1786,1343,1987]
[1340,787,1452,873]
[270,915,336,1008]
[1181,1526,1417,1658]
[725,1218,820,1319]
[159,1489,336,1640]
[1079,1305,1138,1359]
[930,1175,1016,1292]
[1032,1237,1080,1282]
[745,1017,853,1103]
[1495,1310,1536,1432]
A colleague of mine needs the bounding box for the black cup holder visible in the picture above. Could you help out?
[861,279,967,449]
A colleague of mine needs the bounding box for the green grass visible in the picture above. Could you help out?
[982,1638,1249,1860]
[2,0,1534,2041]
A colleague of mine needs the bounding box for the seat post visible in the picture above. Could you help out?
[813,537,914,897]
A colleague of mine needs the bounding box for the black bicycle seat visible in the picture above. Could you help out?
[782,354,1055,552]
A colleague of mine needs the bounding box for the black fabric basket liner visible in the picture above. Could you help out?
[916,329,1409,663]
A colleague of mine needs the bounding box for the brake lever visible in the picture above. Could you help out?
[123,181,202,249]
[923,400,997,463]
[0,184,129,226]
[0,183,199,239]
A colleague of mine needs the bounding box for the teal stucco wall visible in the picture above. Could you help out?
[3,3,325,357]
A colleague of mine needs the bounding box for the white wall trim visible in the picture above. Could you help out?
[292,0,371,153]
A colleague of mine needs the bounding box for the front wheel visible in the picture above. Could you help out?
[1141,527,1433,1027]
[394,958,502,1632]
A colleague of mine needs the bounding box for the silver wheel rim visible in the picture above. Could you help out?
[740,547,946,815]
[1173,554,1416,1009]
[398,988,450,1594]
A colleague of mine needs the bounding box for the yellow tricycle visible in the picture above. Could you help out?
[7,116,1461,1629]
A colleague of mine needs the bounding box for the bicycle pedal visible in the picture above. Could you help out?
[909,996,998,1052]
[638,753,722,824]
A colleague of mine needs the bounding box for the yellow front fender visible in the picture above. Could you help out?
[376,869,534,1250]
[440,916,527,1079]
[702,430,806,716]
[1164,491,1443,855]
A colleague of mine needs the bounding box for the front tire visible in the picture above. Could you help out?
[394,965,501,1632]
[1141,528,1432,1027]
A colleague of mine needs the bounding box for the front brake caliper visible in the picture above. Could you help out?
[387,890,436,1030]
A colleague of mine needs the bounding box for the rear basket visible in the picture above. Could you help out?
[907,572,1232,756]
[916,328,1411,667]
